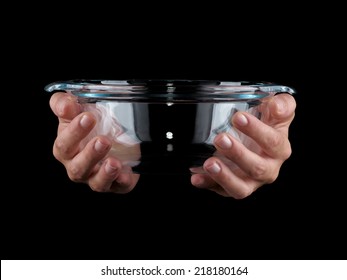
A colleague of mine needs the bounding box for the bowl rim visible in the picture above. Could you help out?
[44,79,296,103]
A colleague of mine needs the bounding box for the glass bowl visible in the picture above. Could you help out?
[45,79,295,174]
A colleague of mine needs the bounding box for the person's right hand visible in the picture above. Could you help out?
[49,92,140,193]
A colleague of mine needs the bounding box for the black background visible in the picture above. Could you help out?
[3,11,345,261]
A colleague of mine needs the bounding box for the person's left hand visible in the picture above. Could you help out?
[190,93,296,199]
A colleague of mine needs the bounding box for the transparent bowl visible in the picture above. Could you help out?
[45,79,295,174]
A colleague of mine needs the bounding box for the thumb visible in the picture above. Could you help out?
[260,93,296,125]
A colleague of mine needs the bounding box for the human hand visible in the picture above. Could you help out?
[49,92,140,193]
[191,93,296,199]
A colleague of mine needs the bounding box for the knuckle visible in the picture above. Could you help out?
[249,162,267,180]
[52,145,62,161]
[266,173,278,184]
[265,167,280,184]
[89,183,109,193]
[266,133,283,149]
[54,138,71,155]
[67,165,84,182]
[281,143,292,160]
[233,188,253,200]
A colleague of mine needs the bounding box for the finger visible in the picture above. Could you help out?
[231,112,292,160]
[53,112,96,161]
[49,92,82,121]
[202,157,255,199]
[87,157,123,192]
[65,136,112,182]
[258,94,296,126]
[109,168,140,194]
[214,133,279,182]
[191,173,218,189]
[192,172,249,197]
[88,159,139,194]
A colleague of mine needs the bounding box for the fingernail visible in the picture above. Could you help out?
[205,162,221,174]
[105,161,118,175]
[94,139,109,153]
[80,114,94,129]
[216,135,232,149]
[57,100,65,116]
[234,113,248,126]
[275,96,286,114]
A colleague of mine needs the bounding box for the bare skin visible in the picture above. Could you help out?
[190,94,296,199]
[49,92,139,194]
[49,92,296,198]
